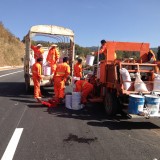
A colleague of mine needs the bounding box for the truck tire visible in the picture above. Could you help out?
[104,92,118,116]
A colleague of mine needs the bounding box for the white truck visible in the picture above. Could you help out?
[24,25,75,91]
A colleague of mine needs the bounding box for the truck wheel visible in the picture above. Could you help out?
[25,82,30,92]
[104,92,118,116]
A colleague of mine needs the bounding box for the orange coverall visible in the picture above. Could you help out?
[53,62,70,100]
[74,62,82,78]
[31,45,44,60]
[75,80,93,104]
[32,62,43,99]
[46,47,60,74]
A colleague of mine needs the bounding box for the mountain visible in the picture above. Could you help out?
[0,22,25,67]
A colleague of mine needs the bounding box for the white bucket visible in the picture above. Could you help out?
[71,92,83,110]
[43,66,51,76]
[144,95,160,116]
[65,95,72,109]
[30,57,35,66]
[86,55,95,66]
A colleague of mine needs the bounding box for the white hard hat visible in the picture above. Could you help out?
[73,77,80,81]
[51,44,57,47]
[37,44,42,47]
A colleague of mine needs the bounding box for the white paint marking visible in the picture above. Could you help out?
[1,128,23,160]
[0,70,23,78]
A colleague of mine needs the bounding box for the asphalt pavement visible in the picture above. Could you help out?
[0,68,160,160]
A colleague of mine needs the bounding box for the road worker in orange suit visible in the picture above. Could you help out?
[46,44,60,75]
[74,79,93,104]
[94,40,117,60]
[31,43,44,60]
[94,40,107,60]
[74,58,83,78]
[32,57,44,102]
[53,57,70,103]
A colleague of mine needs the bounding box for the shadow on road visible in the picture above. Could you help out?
[44,103,160,130]
[1,82,159,130]
[87,121,160,130]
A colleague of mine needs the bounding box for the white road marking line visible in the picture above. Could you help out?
[0,70,23,78]
[1,128,23,160]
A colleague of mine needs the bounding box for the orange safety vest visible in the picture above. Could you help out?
[75,80,90,92]
[31,45,44,60]
[47,48,59,64]
[54,62,70,79]
[74,62,82,78]
[32,62,42,80]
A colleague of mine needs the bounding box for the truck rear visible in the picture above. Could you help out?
[24,25,75,92]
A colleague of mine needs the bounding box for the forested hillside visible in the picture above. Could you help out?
[0,22,25,67]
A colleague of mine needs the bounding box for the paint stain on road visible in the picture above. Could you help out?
[63,134,98,144]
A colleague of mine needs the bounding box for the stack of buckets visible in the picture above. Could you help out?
[128,94,160,116]
[65,92,84,110]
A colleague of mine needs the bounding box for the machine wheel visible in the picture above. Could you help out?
[104,91,118,116]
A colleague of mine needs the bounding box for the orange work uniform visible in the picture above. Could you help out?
[75,80,93,104]
[31,45,44,60]
[74,62,82,78]
[53,62,70,100]
[32,62,43,99]
[94,42,108,60]
[46,47,59,74]
[99,42,107,55]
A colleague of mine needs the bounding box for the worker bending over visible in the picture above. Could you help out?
[53,57,70,104]
[46,44,60,75]
[74,58,83,78]
[32,57,44,102]
[74,79,93,105]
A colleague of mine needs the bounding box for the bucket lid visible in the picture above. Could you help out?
[129,94,144,98]
[144,95,159,98]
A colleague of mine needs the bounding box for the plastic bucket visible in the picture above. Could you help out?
[144,95,160,116]
[65,94,72,109]
[86,55,95,66]
[43,66,51,76]
[30,57,35,66]
[72,92,83,110]
[128,95,145,114]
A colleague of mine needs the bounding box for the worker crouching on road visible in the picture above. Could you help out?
[32,57,44,102]
[74,79,93,105]
[74,58,83,78]
[46,44,60,75]
[53,57,70,104]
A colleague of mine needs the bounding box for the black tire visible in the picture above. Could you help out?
[25,82,31,92]
[104,91,118,116]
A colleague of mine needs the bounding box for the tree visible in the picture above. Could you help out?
[157,46,160,61]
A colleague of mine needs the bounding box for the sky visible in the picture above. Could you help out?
[0,0,160,48]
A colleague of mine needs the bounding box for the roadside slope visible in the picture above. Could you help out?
[0,22,25,67]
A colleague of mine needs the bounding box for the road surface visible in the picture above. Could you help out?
[0,68,160,160]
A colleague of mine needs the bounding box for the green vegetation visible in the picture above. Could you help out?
[1,22,160,67]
